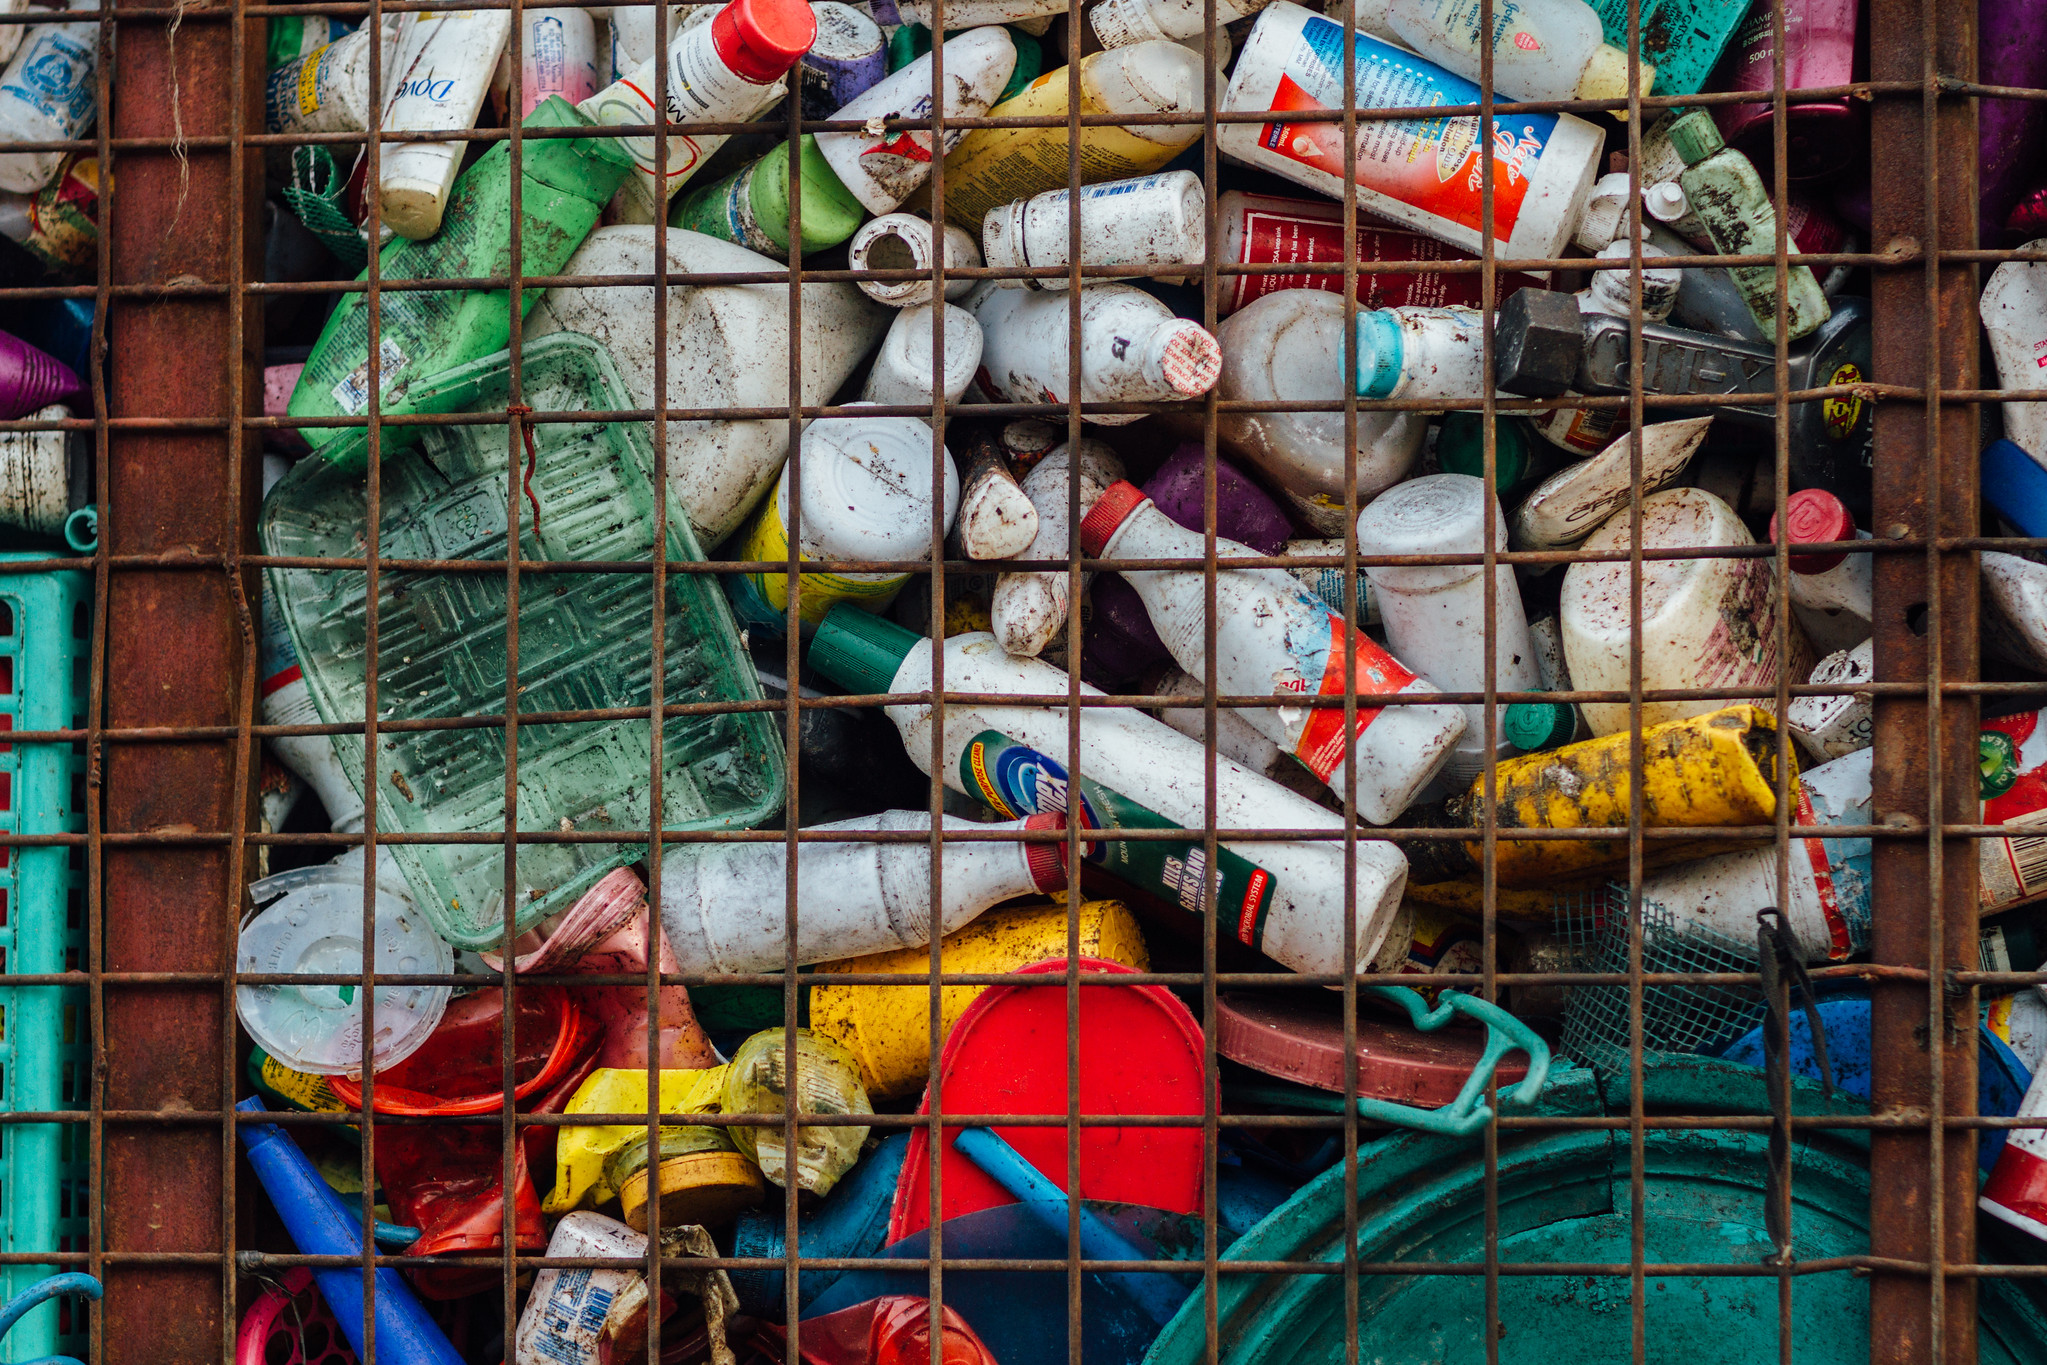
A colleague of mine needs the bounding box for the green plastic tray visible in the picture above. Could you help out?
[259,332,785,950]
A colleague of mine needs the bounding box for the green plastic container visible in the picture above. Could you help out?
[669,135,869,259]
[260,333,785,950]
[0,560,90,1363]
[1146,1056,2047,1365]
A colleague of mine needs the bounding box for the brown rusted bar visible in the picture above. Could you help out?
[99,0,262,1354]
[1869,0,1980,1355]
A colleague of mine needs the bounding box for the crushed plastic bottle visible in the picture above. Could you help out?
[722,1028,874,1196]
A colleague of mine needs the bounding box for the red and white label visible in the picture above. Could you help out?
[1289,616,1418,782]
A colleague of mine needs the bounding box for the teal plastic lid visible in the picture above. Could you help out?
[808,604,921,694]
[1504,699,1574,753]
[1666,109,1725,167]
[1354,310,1405,400]
[1435,413,1532,490]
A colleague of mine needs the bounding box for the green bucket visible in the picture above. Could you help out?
[1147,1056,2047,1364]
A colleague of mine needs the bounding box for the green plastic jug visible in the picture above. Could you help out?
[259,332,785,950]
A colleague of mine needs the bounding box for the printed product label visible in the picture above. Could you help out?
[523,1268,619,1363]
[259,582,302,695]
[330,338,410,417]
[586,24,760,184]
[941,78,1191,227]
[1229,205,1542,313]
[529,15,567,97]
[734,482,906,627]
[1,25,97,128]
[1280,608,1419,783]
[1822,361,1863,439]
[1249,16,1559,244]
[1981,711,2047,911]
[23,154,96,274]
[961,730,1280,949]
[1794,785,1869,960]
[254,1048,344,1113]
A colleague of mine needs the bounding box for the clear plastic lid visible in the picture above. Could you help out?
[235,860,454,1076]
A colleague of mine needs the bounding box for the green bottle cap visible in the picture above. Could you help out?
[887,21,926,72]
[808,604,922,694]
[1504,699,1575,753]
[1667,109,1725,168]
[1435,412,1533,490]
[1354,309,1405,399]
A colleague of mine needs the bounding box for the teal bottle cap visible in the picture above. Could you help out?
[1435,412,1532,490]
[1354,309,1405,400]
[1504,699,1574,754]
[808,604,922,694]
[1667,109,1725,167]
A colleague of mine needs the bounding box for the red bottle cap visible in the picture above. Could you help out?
[1021,812,1070,893]
[711,0,817,85]
[1077,481,1151,559]
[1770,486,1857,574]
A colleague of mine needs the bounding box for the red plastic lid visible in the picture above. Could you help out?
[711,0,818,85]
[1077,480,1150,559]
[1216,991,1527,1108]
[1770,487,1856,574]
[1022,812,1069,894]
[887,958,1210,1243]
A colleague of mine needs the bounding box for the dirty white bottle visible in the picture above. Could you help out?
[1786,638,1873,762]
[1083,482,1468,822]
[1218,1,1603,261]
[861,302,984,409]
[816,27,1017,215]
[0,403,70,538]
[1351,305,1488,404]
[265,21,396,136]
[1091,0,1276,44]
[1982,551,2047,674]
[0,0,97,195]
[730,409,961,631]
[848,213,982,308]
[1511,416,1713,554]
[1151,664,1286,775]
[965,281,1222,420]
[375,9,514,239]
[1279,539,1378,625]
[1354,473,1540,787]
[1981,248,2047,466]
[804,612,1414,973]
[1575,171,1768,341]
[514,7,601,114]
[1769,486,1871,657]
[1560,486,1810,736]
[606,3,685,76]
[581,0,816,222]
[1384,0,1649,105]
[515,1214,665,1365]
[260,583,368,835]
[1214,288,1427,533]
[981,170,1206,289]
[0,0,28,67]
[658,809,1067,973]
[990,440,1125,656]
[881,0,1065,25]
[529,226,891,545]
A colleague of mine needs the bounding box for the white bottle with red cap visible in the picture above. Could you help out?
[1770,486,1872,657]
[1383,0,1650,105]
[964,282,1222,422]
[1081,481,1468,823]
[990,440,1125,656]
[1353,473,1540,787]
[579,0,817,221]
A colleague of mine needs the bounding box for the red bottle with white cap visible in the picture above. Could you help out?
[1770,486,1871,656]
[1080,481,1467,824]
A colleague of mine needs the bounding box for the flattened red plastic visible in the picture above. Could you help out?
[887,959,1210,1243]
[1216,990,1527,1108]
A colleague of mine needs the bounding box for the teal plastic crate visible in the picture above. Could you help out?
[0,560,91,1363]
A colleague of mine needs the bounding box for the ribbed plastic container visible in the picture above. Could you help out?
[0,557,90,1363]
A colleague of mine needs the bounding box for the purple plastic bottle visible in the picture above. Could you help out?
[1139,444,1293,554]
[1981,0,2047,244]
[0,329,83,420]
[1082,573,1171,688]
[1705,0,1860,180]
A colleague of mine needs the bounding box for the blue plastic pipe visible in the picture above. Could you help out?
[235,1096,464,1365]
[952,1127,1188,1326]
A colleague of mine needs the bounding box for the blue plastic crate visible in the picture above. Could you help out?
[0,558,91,1363]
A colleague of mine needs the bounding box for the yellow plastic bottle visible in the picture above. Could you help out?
[545,1066,729,1215]
[924,41,1204,228]
[809,897,1149,1098]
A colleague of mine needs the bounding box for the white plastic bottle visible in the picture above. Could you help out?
[1351,305,1487,404]
[515,8,600,114]
[1982,551,2047,674]
[580,0,816,222]
[658,809,1067,973]
[1214,289,1427,532]
[1786,638,1873,762]
[878,0,1065,26]
[1383,0,1650,105]
[980,171,1206,289]
[1082,482,1468,822]
[729,410,961,631]
[964,281,1222,420]
[989,440,1125,656]
[816,27,1017,215]
[260,583,369,835]
[0,402,70,539]
[848,213,981,308]
[1354,473,1540,786]
[0,0,97,195]
[0,0,28,67]
[1151,665,1286,776]
[516,1215,663,1365]
[265,21,396,136]
[529,225,891,545]
[374,9,514,239]
[1561,486,1811,736]
[1636,745,1872,963]
[861,302,984,409]
[1982,248,2047,466]
[1769,486,1872,657]
[605,3,684,77]
[1090,0,1275,44]
[804,611,1414,974]
[1218,2,1603,262]
[1511,416,1713,554]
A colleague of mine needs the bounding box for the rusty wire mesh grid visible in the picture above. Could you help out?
[0,0,2028,1358]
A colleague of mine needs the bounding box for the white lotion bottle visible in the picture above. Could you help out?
[515,8,601,114]
[964,281,1222,421]
[376,9,515,239]
[981,170,1206,288]
[1090,0,1276,44]
[861,303,984,409]
[989,440,1125,656]
[1982,247,2047,466]
[815,26,1017,215]
[1383,0,1650,104]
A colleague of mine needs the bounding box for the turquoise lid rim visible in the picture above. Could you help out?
[1354,310,1405,401]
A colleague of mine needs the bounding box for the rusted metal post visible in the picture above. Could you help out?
[1868,0,1978,1356]
[101,0,262,1355]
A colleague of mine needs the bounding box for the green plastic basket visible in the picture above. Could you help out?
[258,332,786,950]
[0,560,90,1363]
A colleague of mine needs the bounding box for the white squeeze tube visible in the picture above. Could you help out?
[990,440,1125,656]
[815,26,1017,215]
[1090,0,1275,45]
[606,3,685,77]
[1217,1,1601,262]
[804,610,1414,975]
[580,0,819,222]
[1981,248,2047,467]
[1383,0,1650,106]
[981,170,1206,289]
[848,213,982,308]
[861,303,984,408]
[964,281,1222,419]
[375,9,514,240]
[0,0,98,195]
[1080,481,1469,824]
[517,8,601,114]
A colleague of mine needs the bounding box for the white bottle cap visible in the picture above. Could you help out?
[1086,40,1203,143]
[1643,180,1690,225]
[1355,472,1503,591]
[1571,171,1634,253]
[1143,319,1223,397]
[1587,240,1680,322]
[378,142,464,240]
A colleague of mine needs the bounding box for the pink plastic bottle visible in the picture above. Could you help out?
[1704,0,1860,180]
